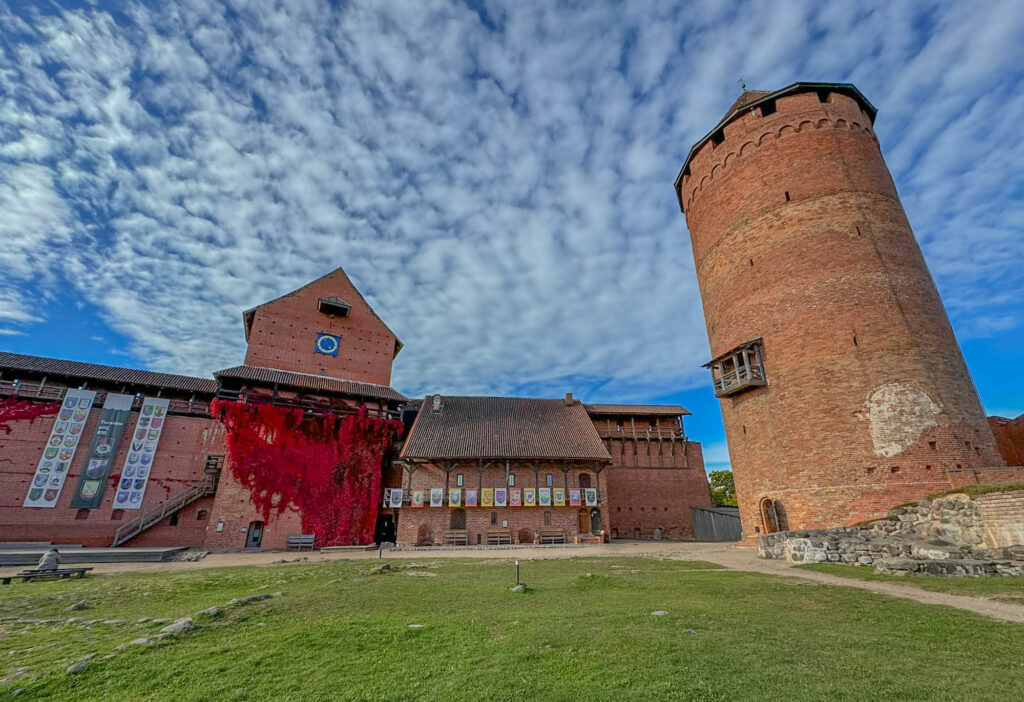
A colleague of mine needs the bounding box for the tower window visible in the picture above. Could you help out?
[816,90,831,103]
[785,191,791,202]
[760,99,776,117]
[710,129,724,147]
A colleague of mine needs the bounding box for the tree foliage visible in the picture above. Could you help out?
[709,470,737,507]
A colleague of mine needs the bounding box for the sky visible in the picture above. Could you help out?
[1,0,1022,473]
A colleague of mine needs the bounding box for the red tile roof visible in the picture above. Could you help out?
[401,396,612,462]
[213,365,407,403]
[585,404,690,417]
[0,351,217,394]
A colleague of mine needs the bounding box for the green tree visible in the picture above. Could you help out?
[708,470,737,507]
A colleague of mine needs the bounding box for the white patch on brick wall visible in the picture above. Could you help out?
[862,383,941,458]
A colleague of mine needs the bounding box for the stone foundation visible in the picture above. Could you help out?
[757,490,1024,577]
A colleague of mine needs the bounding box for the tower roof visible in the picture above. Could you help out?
[673,82,877,211]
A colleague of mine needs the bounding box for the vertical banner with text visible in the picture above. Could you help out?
[112,397,170,509]
[24,389,97,508]
[70,393,134,508]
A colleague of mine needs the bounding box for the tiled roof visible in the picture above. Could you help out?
[213,365,407,403]
[0,351,218,395]
[585,404,690,417]
[401,396,612,462]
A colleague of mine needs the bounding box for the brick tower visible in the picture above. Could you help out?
[675,83,1005,540]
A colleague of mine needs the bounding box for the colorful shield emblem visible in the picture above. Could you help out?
[128,454,139,465]
[33,475,47,487]
[63,436,77,447]
[129,492,141,504]
[64,397,77,409]
[44,489,58,501]
[59,449,72,460]
[49,436,62,447]
[74,410,88,421]
[29,488,43,500]
[45,447,59,459]
[78,398,91,409]
[116,492,129,503]
[154,406,165,417]
[56,462,68,473]
[140,454,152,466]
[120,479,132,490]
[138,416,151,427]
[60,409,73,420]
[53,422,67,434]
[143,406,153,416]
[124,466,135,478]
[70,424,83,435]
[80,480,100,498]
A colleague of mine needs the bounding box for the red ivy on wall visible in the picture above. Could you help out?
[0,398,60,434]
[211,399,402,546]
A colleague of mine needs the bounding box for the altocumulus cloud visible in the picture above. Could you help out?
[0,0,1021,400]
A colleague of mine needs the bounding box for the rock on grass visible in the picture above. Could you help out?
[159,617,194,635]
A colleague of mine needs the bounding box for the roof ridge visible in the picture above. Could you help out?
[216,364,398,390]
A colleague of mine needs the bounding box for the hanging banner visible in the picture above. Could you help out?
[524,488,536,506]
[569,489,582,506]
[70,393,134,508]
[465,489,478,507]
[539,488,552,507]
[411,489,425,507]
[111,397,170,510]
[584,488,598,506]
[553,488,566,506]
[449,488,462,507]
[430,488,444,507]
[481,488,494,507]
[389,488,404,508]
[24,389,97,508]
[494,488,507,507]
[509,487,522,507]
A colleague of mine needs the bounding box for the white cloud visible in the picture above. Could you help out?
[0,0,1020,400]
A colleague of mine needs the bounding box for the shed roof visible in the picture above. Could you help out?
[213,364,407,403]
[401,396,611,462]
[0,351,217,395]
[585,403,689,417]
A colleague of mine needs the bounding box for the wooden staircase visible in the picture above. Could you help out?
[111,472,219,547]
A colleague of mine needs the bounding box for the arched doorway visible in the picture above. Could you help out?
[450,508,466,530]
[760,498,780,534]
[577,508,590,534]
[589,508,602,535]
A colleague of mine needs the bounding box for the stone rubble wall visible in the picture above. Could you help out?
[757,490,1024,577]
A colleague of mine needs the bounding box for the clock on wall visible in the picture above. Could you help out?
[314,333,340,356]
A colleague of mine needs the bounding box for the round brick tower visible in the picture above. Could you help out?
[675,83,1004,540]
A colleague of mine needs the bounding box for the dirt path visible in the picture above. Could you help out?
[6,542,1024,623]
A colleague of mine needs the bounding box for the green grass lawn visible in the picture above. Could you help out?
[1,557,1023,701]
[798,562,1024,604]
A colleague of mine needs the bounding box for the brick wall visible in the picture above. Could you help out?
[395,462,609,546]
[202,467,305,551]
[243,267,398,385]
[989,415,1024,466]
[681,87,1005,540]
[0,401,223,547]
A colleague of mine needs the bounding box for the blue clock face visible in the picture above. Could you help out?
[315,333,340,356]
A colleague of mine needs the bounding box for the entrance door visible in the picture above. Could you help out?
[374,514,396,544]
[589,508,602,535]
[245,521,264,548]
[577,508,590,534]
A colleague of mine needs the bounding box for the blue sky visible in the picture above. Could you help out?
[1,1,1022,473]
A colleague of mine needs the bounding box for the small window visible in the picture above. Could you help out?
[545,473,553,487]
[648,423,655,432]
[615,422,622,432]
[543,511,551,526]
[760,99,776,116]
[197,509,209,521]
[75,509,89,520]
[456,473,464,487]
[579,473,591,489]
[111,509,124,521]
[205,454,225,472]
[710,129,724,146]
[169,513,179,527]
[508,474,515,487]
[490,511,497,525]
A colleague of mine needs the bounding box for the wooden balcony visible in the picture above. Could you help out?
[712,364,766,397]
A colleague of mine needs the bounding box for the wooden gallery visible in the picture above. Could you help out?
[0,267,712,550]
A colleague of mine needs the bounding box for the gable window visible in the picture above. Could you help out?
[508,474,515,487]
[705,340,766,397]
[545,473,553,487]
[456,473,464,487]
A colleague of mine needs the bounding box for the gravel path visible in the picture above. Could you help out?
[5,541,1023,623]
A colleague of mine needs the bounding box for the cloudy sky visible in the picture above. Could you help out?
[1,0,1022,471]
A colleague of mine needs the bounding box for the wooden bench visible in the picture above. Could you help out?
[442,530,468,546]
[539,529,566,545]
[286,534,315,551]
[486,529,512,545]
[2,567,93,585]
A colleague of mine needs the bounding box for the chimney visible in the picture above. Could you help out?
[431,395,443,413]
[564,392,575,406]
